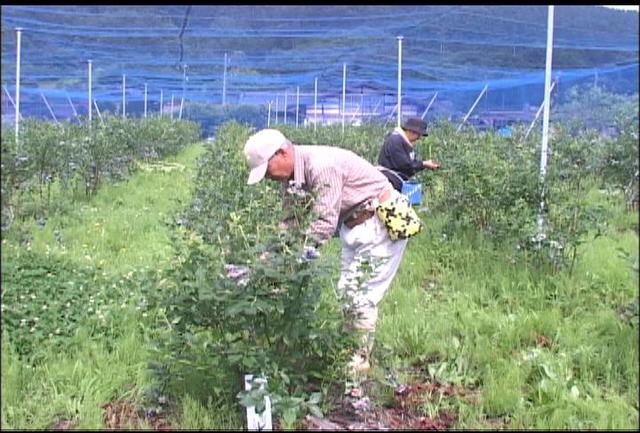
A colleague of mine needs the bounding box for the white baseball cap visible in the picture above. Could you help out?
[244,129,288,185]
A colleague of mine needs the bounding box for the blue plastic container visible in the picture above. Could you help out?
[401,180,422,205]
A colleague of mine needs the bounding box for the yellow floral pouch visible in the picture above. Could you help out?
[375,193,423,240]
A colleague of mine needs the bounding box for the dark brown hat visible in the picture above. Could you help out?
[401,117,428,136]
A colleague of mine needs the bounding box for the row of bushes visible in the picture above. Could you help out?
[1,116,201,230]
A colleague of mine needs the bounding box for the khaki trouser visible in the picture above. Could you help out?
[338,201,409,337]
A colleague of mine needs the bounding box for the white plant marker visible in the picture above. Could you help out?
[244,374,272,431]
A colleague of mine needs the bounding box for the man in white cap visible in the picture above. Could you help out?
[244,128,410,374]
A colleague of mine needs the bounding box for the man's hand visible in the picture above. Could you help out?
[224,264,251,287]
[299,245,321,263]
[423,159,440,170]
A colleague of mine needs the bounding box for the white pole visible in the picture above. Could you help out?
[421,92,438,119]
[525,80,556,139]
[93,99,104,126]
[457,84,488,132]
[284,90,288,124]
[15,27,22,149]
[537,5,555,234]
[88,59,92,126]
[3,84,17,112]
[222,52,227,106]
[40,92,58,124]
[274,95,279,124]
[267,100,271,127]
[314,77,318,132]
[397,35,403,128]
[295,86,299,127]
[170,93,174,119]
[66,94,78,118]
[342,62,346,134]
[371,98,382,116]
[180,64,186,120]
[144,83,148,118]
[160,90,163,117]
[122,74,126,118]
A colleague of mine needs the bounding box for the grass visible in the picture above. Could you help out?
[13,143,206,276]
[374,200,638,429]
[2,141,638,429]
[2,313,153,429]
[1,142,242,430]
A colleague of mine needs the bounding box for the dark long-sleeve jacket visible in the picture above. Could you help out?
[377,129,424,191]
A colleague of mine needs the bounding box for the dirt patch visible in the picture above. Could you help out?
[49,419,79,430]
[102,398,171,430]
[303,376,475,430]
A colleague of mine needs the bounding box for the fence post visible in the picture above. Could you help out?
[144,83,148,118]
[15,27,23,149]
[295,86,299,127]
[88,59,93,126]
[397,35,403,127]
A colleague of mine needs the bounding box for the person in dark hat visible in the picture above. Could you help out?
[377,117,440,192]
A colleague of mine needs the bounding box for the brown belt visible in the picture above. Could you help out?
[344,209,375,229]
[343,188,392,229]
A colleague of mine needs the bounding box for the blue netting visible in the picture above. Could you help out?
[2,5,638,123]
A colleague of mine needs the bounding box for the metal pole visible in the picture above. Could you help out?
[66,94,78,118]
[525,80,556,139]
[222,53,227,106]
[15,27,22,148]
[537,5,555,234]
[274,95,279,124]
[342,62,346,134]
[397,35,403,128]
[371,98,381,116]
[170,93,174,119]
[3,84,17,111]
[122,74,126,118]
[180,64,186,120]
[40,92,58,124]
[144,83,148,118]
[160,90,163,117]
[284,90,288,124]
[457,84,488,132]
[93,99,104,126]
[295,86,299,127]
[267,100,271,127]
[421,92,438,119]
[314,77,318,132]
[88,59,92,126]
[384,102,399,129]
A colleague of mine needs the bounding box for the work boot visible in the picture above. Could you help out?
[347,330,374,375]
[347,352,371,374]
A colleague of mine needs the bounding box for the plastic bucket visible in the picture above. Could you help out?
[401,180,422,205]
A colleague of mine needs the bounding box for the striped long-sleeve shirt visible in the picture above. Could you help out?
[281,145,392,243]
